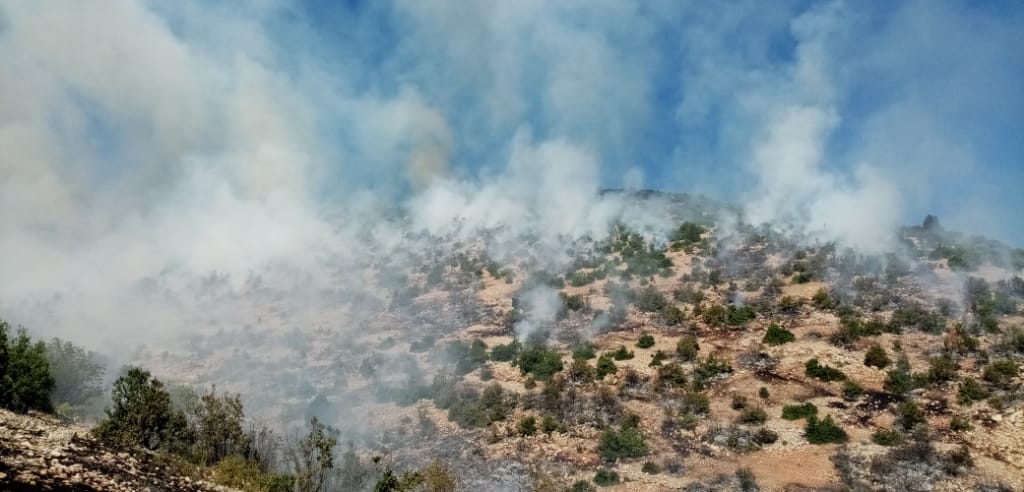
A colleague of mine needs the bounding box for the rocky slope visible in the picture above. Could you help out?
[0,409,236,492]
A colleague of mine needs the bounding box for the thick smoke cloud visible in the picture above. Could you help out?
[0,0,1021,355]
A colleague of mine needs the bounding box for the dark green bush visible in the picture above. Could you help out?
[567,359,595,384]
[842,381,864,401]
[982,359,1019,388]
[572,343,597,360]
[762,323,795,346]
[636,335,655,349]
[490,340,521,362]
[517,345,564,380]
[649,350,667,367]
[641,461,662,474]
[596,354,618,379]
[518,415,537,436]
[883,355,915,395]
[805,415,848,444]
[635,287,668,313]
[676,335,700,361]
[871,428,903,446]
[45,338,105,412]
[957,377,989,405]
[661,305,686,326]
[781,403,818,420]
[611,346,634,361]
[654,362,687,392]
[693,354,732,383]
[864,343,891,369]
[736,406,767,425]
[593,468,620,486]
[805,358,846,382]
[598,426,648,462]
[0,322,55,413]
[896,400,927,431]
[93,367,191,451]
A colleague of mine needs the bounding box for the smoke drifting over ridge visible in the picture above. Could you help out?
[0,0,1021,355]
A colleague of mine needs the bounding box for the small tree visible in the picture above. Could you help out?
[676,335,699,361]
[93,367,191,451]
[762,323,795,346]
[0,323,55,413]
[636,335,655,349]
[805,415,848,444]
[46,338,105,410]
[192,385,251,465]
[518,415,537,436]
[288,417,338,492]
[864,343,891,369]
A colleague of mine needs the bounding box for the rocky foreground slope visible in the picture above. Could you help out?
[0,409,236,492]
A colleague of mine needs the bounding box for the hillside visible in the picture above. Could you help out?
[2,194,1023,491]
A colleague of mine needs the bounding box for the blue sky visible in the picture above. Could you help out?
[2,0,1022,243]
[284,0,1023,242]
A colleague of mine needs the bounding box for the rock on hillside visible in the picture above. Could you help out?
[0,409,236,492]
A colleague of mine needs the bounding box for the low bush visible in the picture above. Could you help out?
[676,335,700,361]
[864,343,891,369]
[805,415,848,444]
[637,335,656,349]
[593,468,620,486]
[598,425,648,462]
[781,403,818,420]
[871,428,903,446]
[611,346,635,361]
[517,345,564,380]
[805,358,846,382]
[762,323,795,346]
[957,378,989,405]
[736,406,767,425]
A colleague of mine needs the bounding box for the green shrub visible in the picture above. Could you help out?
[661,305,686,326]
[950,414,972,432]
[598,426,648,462]
[753,427,778,445]
[676,335,700,361]
[212,455,295,492]
[572,343,597,360]
[726,305,756,326]
[736,406,767,425]
[762,323,795,346]
[517,345,564,380]
[636,335,655,349]
[649,350,667,367]
[523,377,537,390]
[635,287,668,313]
[593,468,620,486]
[924,355,958,385]
[93,367,191,451]
[191,385,251,465]
[883,355,915,395]
[957,377,989,405]
[596,354,618,380]
[781,403,817,420]
[864,343,891,369]
[694,355,732,383]
[982,359,1019,388]
[805,358,846,382]
[567,359,595,384]
[490,341,521,362]
[842,381,864,401]
[611,346,634,361]
[679,390,710,415]
[45,338,104,411]
[518,415,537,436]
[758,387,770,399]
[541,414,560,435]
[0,322,55,413]
[731,394,748,410]
[805,415,848,444]
[871,428,903,446]
[569,479,598,492]
[896,401,926,431]
[641,461,662,474]
[654,362,688,392]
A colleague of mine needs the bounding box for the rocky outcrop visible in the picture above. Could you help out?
[0,409,236,492]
